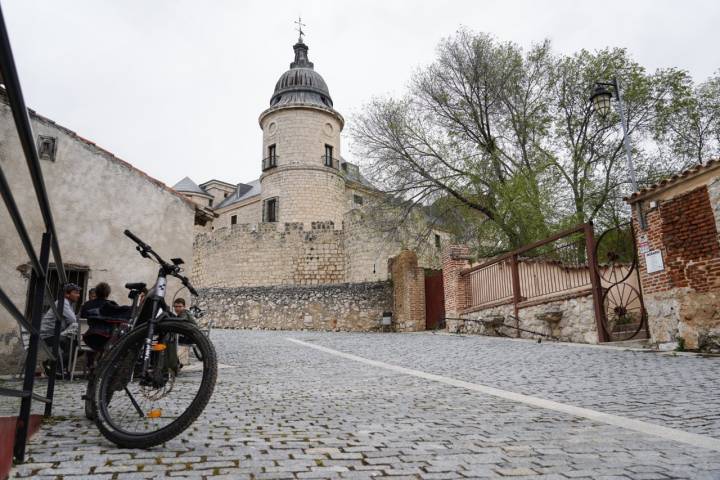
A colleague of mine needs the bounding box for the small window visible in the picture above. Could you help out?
[435,234,441,249]
[231,215,237,225]
[37,135,57,161]
[353,194,363,206]
[324,144,334,167]
[263,197,278,223]
[341,163,348,172]
[224,192,228,198]
[264,144,277,170]
[209,198,213,207]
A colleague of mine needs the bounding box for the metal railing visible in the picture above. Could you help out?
[261,155,278,171]
[321,155,340,169]
[460,223,606,341]
[0,3,69,463]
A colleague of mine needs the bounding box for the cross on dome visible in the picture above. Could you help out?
[294,16,306,43]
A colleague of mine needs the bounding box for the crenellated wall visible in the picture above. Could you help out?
[192,221,344,288]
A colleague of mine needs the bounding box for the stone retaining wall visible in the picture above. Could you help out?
[448,294,598,344]
[196,281,393,331]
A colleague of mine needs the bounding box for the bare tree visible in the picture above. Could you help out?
[352,30,554,251]
[351,29,708,254]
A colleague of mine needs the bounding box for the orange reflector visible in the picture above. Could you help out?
[151,343,167,351]
[147,409,162,418]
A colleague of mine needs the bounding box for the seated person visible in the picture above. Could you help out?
[81,282,132,352]
[172,298,197,325]
[40,283,81,375]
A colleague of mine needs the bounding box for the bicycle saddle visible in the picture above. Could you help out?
[125,282,146,291]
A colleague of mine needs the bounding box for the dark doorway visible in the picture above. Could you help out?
[24,265,88,317]
[424,269,445,330]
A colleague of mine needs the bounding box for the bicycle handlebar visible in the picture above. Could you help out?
[124,229,199,296]
[123,229,148,249]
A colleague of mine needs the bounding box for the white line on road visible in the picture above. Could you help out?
[286,337,720,453]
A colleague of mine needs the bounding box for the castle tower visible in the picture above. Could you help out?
[258,36,345,228]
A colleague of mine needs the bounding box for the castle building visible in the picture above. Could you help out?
[174,36,373,231]
[174,35,447,332]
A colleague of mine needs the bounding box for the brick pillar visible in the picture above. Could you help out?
[389,250,426,332]
[442,245,471,324]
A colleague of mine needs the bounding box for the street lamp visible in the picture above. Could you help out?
[590,77,647,229]
[590,84,613,118]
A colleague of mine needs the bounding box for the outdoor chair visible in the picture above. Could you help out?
[69,319,95,381]
[18,323,67,379]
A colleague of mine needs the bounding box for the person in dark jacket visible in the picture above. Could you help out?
[81,282,131,354]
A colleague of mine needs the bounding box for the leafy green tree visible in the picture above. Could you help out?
[654,71,720,167]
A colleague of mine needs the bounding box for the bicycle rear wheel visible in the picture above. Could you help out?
[91,320,217,448]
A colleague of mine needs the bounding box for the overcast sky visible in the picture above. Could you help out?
[3,0,719,188]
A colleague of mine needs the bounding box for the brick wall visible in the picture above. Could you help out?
[389,250,426,332]
[441,245,471,318]
[640,186,720,293]
[632,182,720,349]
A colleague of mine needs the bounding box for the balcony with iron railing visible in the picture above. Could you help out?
[261,155,278,171]
[321,155,341,170]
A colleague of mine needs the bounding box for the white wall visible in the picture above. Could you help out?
[0,97,195,372]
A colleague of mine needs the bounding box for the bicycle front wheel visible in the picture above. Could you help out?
[91,320,217,448]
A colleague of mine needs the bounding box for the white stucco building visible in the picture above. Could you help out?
[0,90,196,372]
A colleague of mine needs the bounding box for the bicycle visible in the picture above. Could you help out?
[86,230,217,448]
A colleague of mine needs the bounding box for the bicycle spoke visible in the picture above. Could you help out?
[124,385,145,418]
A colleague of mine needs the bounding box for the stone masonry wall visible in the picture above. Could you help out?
[192,221,344,288]
[261,166,346,228]
[196,282,392,331]
[442,245,599,343]
[450,295,598,344]
[259,106,345,228]
[217,199,262,228]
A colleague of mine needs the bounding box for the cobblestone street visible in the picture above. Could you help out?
[9,330,720,479]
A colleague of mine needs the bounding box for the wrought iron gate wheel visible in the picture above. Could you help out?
[601,283,646,341]
[595,223,637,285]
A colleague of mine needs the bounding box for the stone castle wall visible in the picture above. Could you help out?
[261,167,346,227]
[259,106,345,227]
[217,199,262,227]
[196,282,392,331]
[192,221,344,288]
[260,106,342,169]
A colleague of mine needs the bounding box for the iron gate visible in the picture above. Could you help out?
[594,222,648,341]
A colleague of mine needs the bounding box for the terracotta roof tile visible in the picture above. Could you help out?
[625,158,720,203]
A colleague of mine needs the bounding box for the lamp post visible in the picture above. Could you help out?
[590,78,647,229]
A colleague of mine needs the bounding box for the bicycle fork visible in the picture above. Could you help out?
[141,298,161,377]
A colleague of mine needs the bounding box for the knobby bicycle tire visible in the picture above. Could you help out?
[91,320,217,448]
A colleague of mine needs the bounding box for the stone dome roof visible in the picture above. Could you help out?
[270,40,334,109]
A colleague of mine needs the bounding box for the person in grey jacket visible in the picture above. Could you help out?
[40,282,81,373]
